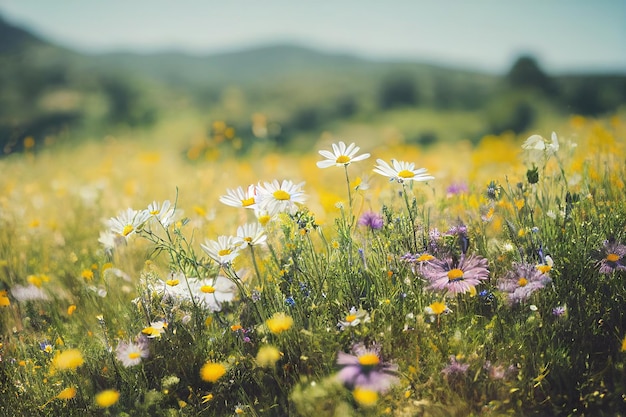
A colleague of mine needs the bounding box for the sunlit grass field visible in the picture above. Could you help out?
[1,114,625,416]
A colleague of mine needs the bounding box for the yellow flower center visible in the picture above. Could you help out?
[150,209,160,215]
[258,214,271,226]
[606,253,620,262]
[273,190,291,201]
[201,285,216,294]
[241,197,255,207]
[218,248,232,256]
[398,169,415,179]
[429,301,447,315]
[336,155,351,164]
[166,279,179,286]
[536,264,552,274]
[345,314,357,323]
[128,352,141,360]
[122,224,134,236]
[447,268,464,281]
[358,353,380,367]
[244,237,253,243]
[517,277,528,287]
[417,253,435,262]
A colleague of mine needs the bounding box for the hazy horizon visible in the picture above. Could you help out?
[1,0,625,74]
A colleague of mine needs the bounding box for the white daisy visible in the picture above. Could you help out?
[219,185,257,209]
[235,222,267,249]
[155,272,238,312]
[256,180,306,214]
[316,141,370,168]
[373,159,434,183]
[522,132,559,153]
[201,235,241,265]
[191,275,237,312]
[108,208,150,239]
[147,200,177,227]
[115,339,149,367]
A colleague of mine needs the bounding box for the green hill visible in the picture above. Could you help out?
[0,14,624,154]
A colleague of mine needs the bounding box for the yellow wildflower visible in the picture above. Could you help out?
[95,389,120,408]
[266,312,293,334]
[200,361,226,383]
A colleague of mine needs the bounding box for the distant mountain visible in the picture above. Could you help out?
[0,14,624,154]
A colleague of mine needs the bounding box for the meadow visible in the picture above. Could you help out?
[0,113,625,417]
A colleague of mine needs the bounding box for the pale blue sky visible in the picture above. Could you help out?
[1,0,624,73]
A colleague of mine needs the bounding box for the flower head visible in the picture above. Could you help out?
[424,301,451,322]
[373,159,434,183]
[441,355,469,379]
[256,345,282,368]
[115,338,149,367]
[56,387,77,400]
[219,185,258,209]
[358,211,384,230]
[338,307,370,330]
[147,200,177,227]
[497,262,552,305]
[201,235,241,265]
[336,343,399,393]
[235,222,267,248]
[522,131,559,153]
[200,361,226,383]
[142,320,167,338]
[256,180,306,214]
[108,208,150,239]
[95,389,120,408]
[52,349,84,371]
[316,141,370,168]
[594,239,626,274]
[266,312,294,334]
[422,254,489,295]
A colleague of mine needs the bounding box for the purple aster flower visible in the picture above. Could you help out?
[446,182,468,197]
[358,211,384,230]
[422,254,489,295]
[441,355,469,381]
[594,239,626,274]
[497,262,552,305]
[336,343,399,393]
[552,305,567,317]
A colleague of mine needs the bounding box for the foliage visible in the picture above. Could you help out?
[0,115,625,416]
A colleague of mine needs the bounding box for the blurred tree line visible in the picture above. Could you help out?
[0,14,624,155]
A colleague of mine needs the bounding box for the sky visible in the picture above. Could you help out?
[0,0,624,74]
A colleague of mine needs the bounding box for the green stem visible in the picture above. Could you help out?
[402,183,418,253]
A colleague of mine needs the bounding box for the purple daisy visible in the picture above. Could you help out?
[497,262,552,305]
[336,343,399,393]
[441,355,469,381]
[595,239,626,274]
[422,254,489,295]
[358,211,384,230]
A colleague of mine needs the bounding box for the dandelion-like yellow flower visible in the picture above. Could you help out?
[67,304,77,315]
[52,349,84,371]
[200,361,226,383]
[56,387,77,400]
[429,301,448,315]
[0,290,10,307]
[95,389,120,408]
[266,312,294,334]
[352,386,378,407]
[621,336,626,352]
[256,345,281,368]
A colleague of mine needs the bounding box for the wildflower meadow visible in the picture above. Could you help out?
[1,115,625,416]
